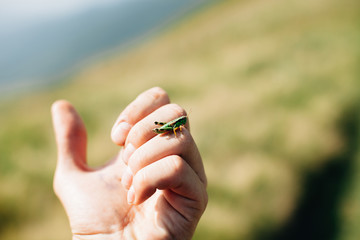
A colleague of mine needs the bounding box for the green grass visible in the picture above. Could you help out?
[0,0,359,239]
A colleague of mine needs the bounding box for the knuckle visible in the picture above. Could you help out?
[147,87,169,102]
[167,103,187,117]
[169,155,186,175]
[174,129,192,151]
[52,170,69,198]
[202,188,209,210]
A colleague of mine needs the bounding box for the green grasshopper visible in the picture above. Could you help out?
[152,115,187,137]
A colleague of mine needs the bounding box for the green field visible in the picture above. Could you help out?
[1,0,359,239]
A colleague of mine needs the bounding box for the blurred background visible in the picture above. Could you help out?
[0,0,359,239]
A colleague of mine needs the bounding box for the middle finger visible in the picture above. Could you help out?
[124,103,189,149]
[126,128,206,185]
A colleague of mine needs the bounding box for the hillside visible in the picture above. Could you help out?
[0,0,359,239]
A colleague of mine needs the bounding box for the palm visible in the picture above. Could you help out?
[54,153,194,239]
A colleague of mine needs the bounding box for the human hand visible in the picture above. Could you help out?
[51,87,208,240]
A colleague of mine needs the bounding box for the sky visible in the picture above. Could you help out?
[0,0,209,94]
[0,0,118,23]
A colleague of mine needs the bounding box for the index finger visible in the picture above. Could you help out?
[111,87,170,146]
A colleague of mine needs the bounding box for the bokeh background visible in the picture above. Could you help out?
[1,0,359,239]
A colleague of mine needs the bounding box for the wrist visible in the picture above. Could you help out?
[72,232,123,240]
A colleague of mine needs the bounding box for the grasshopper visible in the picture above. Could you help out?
[152,115,187,137]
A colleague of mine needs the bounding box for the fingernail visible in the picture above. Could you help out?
[123,143,135,164]
[121,166,133,190]
[111,122,132,145]
[127,186,135,205]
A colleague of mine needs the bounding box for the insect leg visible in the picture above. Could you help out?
[154,121,166,126]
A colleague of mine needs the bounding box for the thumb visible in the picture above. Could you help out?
[51,100,87,171]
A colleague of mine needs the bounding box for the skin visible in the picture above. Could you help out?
[51,87,208,240]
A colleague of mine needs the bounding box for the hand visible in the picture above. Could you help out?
[51,87,208,240]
